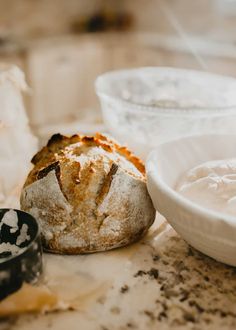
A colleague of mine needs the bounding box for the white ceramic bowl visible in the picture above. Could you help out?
[146,134,236,266]
[95,67,236,159]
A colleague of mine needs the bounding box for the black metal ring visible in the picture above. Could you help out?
[0,209,43,300]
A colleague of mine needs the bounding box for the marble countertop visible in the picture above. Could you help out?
[1,215,236,330]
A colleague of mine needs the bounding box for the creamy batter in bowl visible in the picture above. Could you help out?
[177,159,236,218]
[146,134,236,266]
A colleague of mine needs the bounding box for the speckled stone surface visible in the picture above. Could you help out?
[1,216,236,330]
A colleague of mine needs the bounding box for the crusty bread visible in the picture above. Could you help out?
[20,133,155,254]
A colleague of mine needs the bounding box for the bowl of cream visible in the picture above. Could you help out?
[146,134,236,266]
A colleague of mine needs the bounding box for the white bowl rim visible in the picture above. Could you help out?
[146,134,236,229]
[95,67,236,114]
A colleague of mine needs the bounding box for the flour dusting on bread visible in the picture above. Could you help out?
[21,133,155,254]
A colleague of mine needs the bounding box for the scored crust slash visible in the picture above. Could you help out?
[20,133,155,254]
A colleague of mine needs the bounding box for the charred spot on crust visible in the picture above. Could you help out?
[37,161,60,181]
[82,136,94,142]
[47,133,65,147]
[81,136,96,146]
[31,147,46,165]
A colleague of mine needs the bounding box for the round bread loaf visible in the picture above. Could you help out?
[20,133,155,254]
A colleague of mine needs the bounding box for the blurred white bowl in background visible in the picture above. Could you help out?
[146,134,236,266]
[95,67,236,159]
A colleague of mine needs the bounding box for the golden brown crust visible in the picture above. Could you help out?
[25,133,145,189]
[94,133,145,174]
